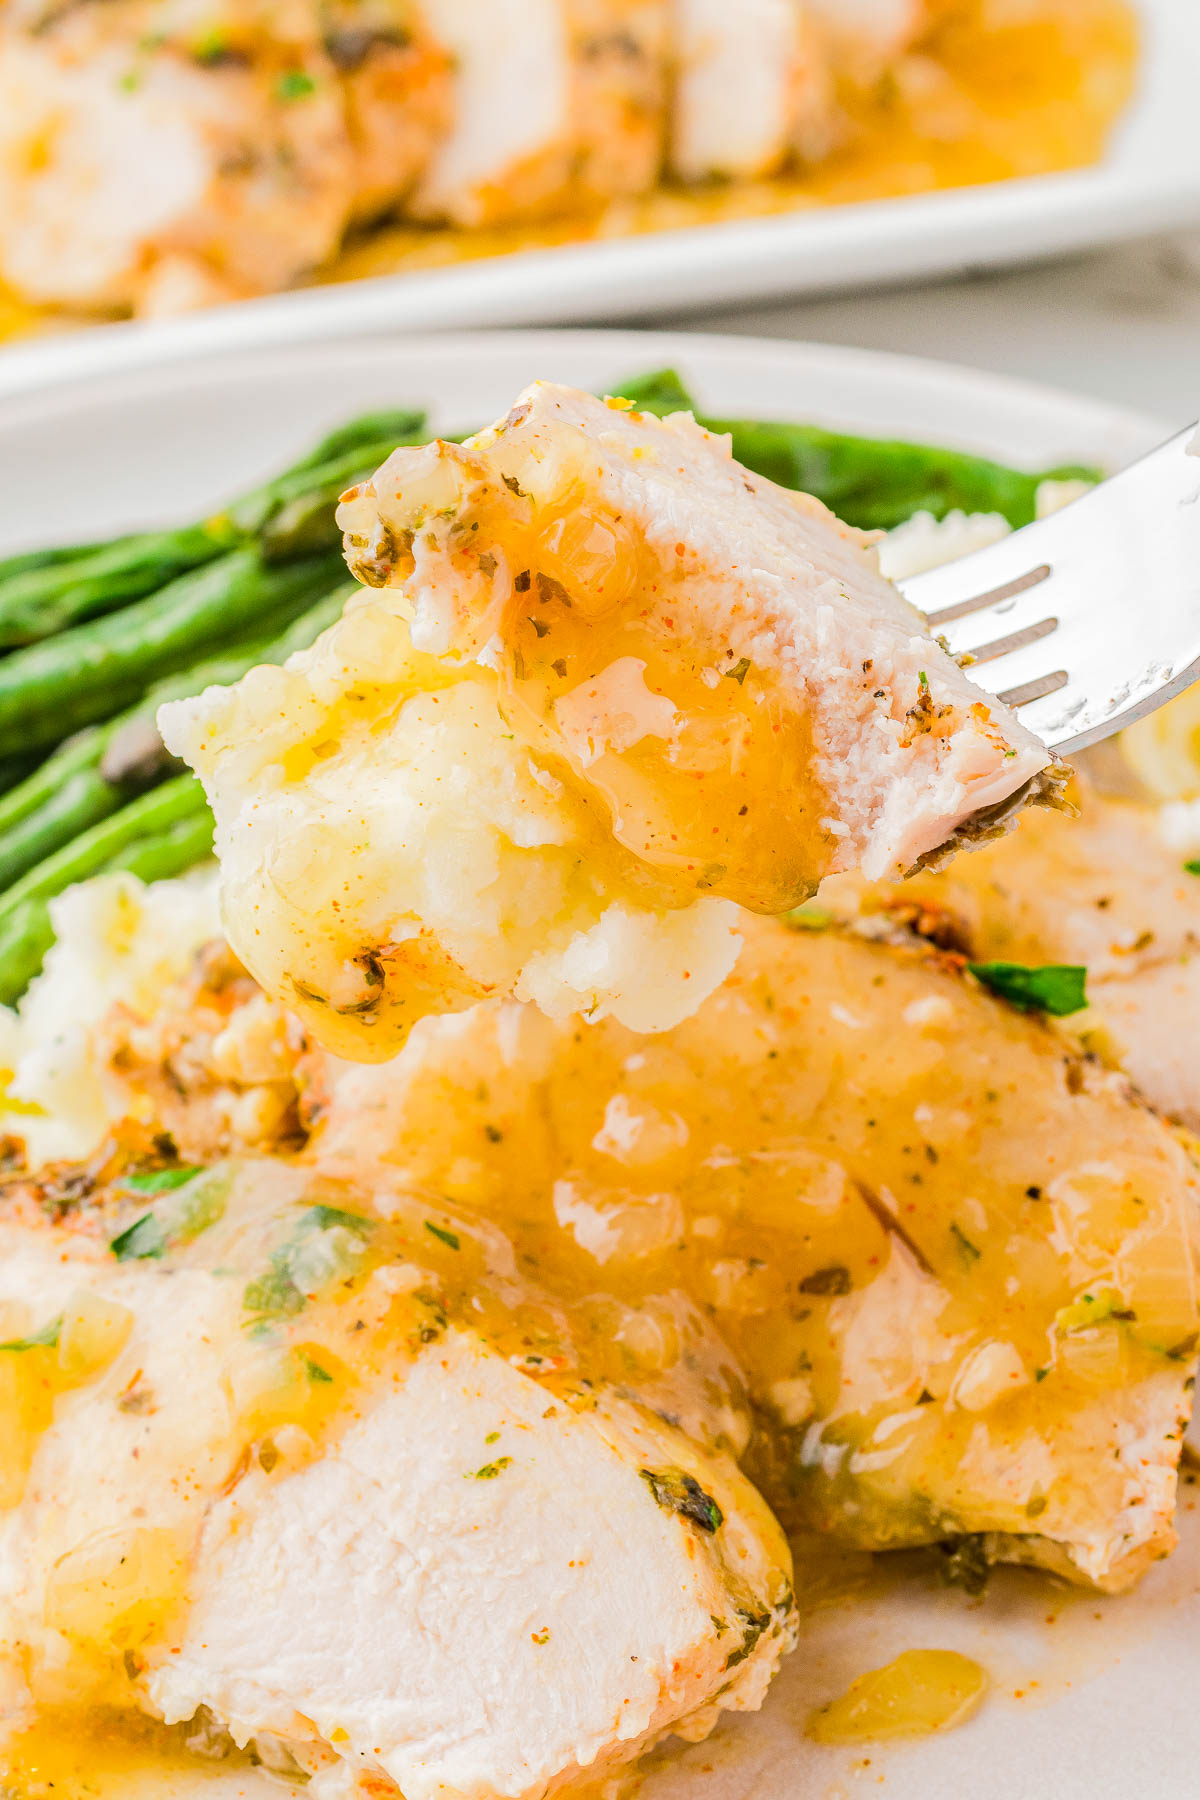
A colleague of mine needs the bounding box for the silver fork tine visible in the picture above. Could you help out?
[897,424,1200,757]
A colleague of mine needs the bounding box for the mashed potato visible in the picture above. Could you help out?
[0,868,220,1164]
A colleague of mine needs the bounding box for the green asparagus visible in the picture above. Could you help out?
[0,898,55,1008]
[0,524,240,649]
[0,549,342,757]
[0,769,131,893]
[0,408,423,649]
[0,775,208,918]
[0,808,216,1006]
[613,368,1099,530]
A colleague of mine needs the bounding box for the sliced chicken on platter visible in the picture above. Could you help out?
[0,1150,795,1799]
[161,382,1057,1059]
[411,0,668,225]
[668,0,835,182]
[0,0,450,315]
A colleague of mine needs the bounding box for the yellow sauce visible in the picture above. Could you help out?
[0,0,1139,349]
[806,1648,988,1743]
[2,1709,268,1798]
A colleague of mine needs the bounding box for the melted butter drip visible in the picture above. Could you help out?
[806,1647,988,1742]
[0,1709,269,1798]
[0,0,1138,346]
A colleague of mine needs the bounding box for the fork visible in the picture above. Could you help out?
[896,424,1200,756]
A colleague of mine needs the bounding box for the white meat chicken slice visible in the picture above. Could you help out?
[296,913,1200,1594]
[805,0,928,85]
[667,0,836,182]
[412,0,667,225]
[0,1152,795,1799]
[161,381,1057,1061]
[0,0,451,316]
[883,781,1200,1129]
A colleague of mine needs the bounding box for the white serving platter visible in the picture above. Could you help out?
[0,0,1198,403]
[0,329,1194,1800]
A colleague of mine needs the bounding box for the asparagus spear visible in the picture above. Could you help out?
[0,549,342,757]
[0,524,240,649]
[0,808,216,1008]
[0,774,208,918]
[0,584,355,892]
[0,408,424,648]
[0,898,56,1008]
[0,769,130,893]
[612,368,1099,530]
[0,542,104,585]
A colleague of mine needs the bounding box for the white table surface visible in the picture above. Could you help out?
[668,231,1200,430]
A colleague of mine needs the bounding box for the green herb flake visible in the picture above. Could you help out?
[783,903,835,933]
[425,1221,461,1252]
[725,657,752,685]
[110,1214,167,1263]
[950,1221,981,1261]
[123,1166,203,1195]
[968,960,1088,1017]
[302,1204,375,1236]
[1185,861,1200,877]
[0,1314,62,1352]
[484,1430,500,1444]
[470,1457,513,1480]
[303,1356,334,1384]
[276,68,317,100]
[640,1467,724,1534]
[798,1265,852,1296]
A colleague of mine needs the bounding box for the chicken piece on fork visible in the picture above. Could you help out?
[0,1149,795,1800]
[162,379,1059,1060]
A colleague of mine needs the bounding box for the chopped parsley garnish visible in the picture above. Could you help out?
[0,1314,61,1352]
[425,1221,461,1251]
[950,1221,981,1261]
[968,960,1088,1017]
[470,1457,513,1480]
[640,1467,724,1534]
[123,1166,203,1195]
[303,1356,334,1384]
[783,903,835,933]
[798,1265,851,1296]
[109,1167,227,1262]
[276,68,317,100]
[303,1204,374,1236]
[1186,861,1200,877]
[725,657,752,685]
[242,1203,375,1325]
[110,1214,168,1262]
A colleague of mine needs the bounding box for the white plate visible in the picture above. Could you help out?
[1,0,1198,402]
[0,329,1193,1800]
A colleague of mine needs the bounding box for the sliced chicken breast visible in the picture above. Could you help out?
[891,782,1200,1128]
[412,0,667,225]
[805,0,927,84]
[288,913,1200,1594]
[668,0,835,182]
[161,381,1055,1060]
[15,872,1199,1596]
[0,1151,795,1798]
[0,0,451,316]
